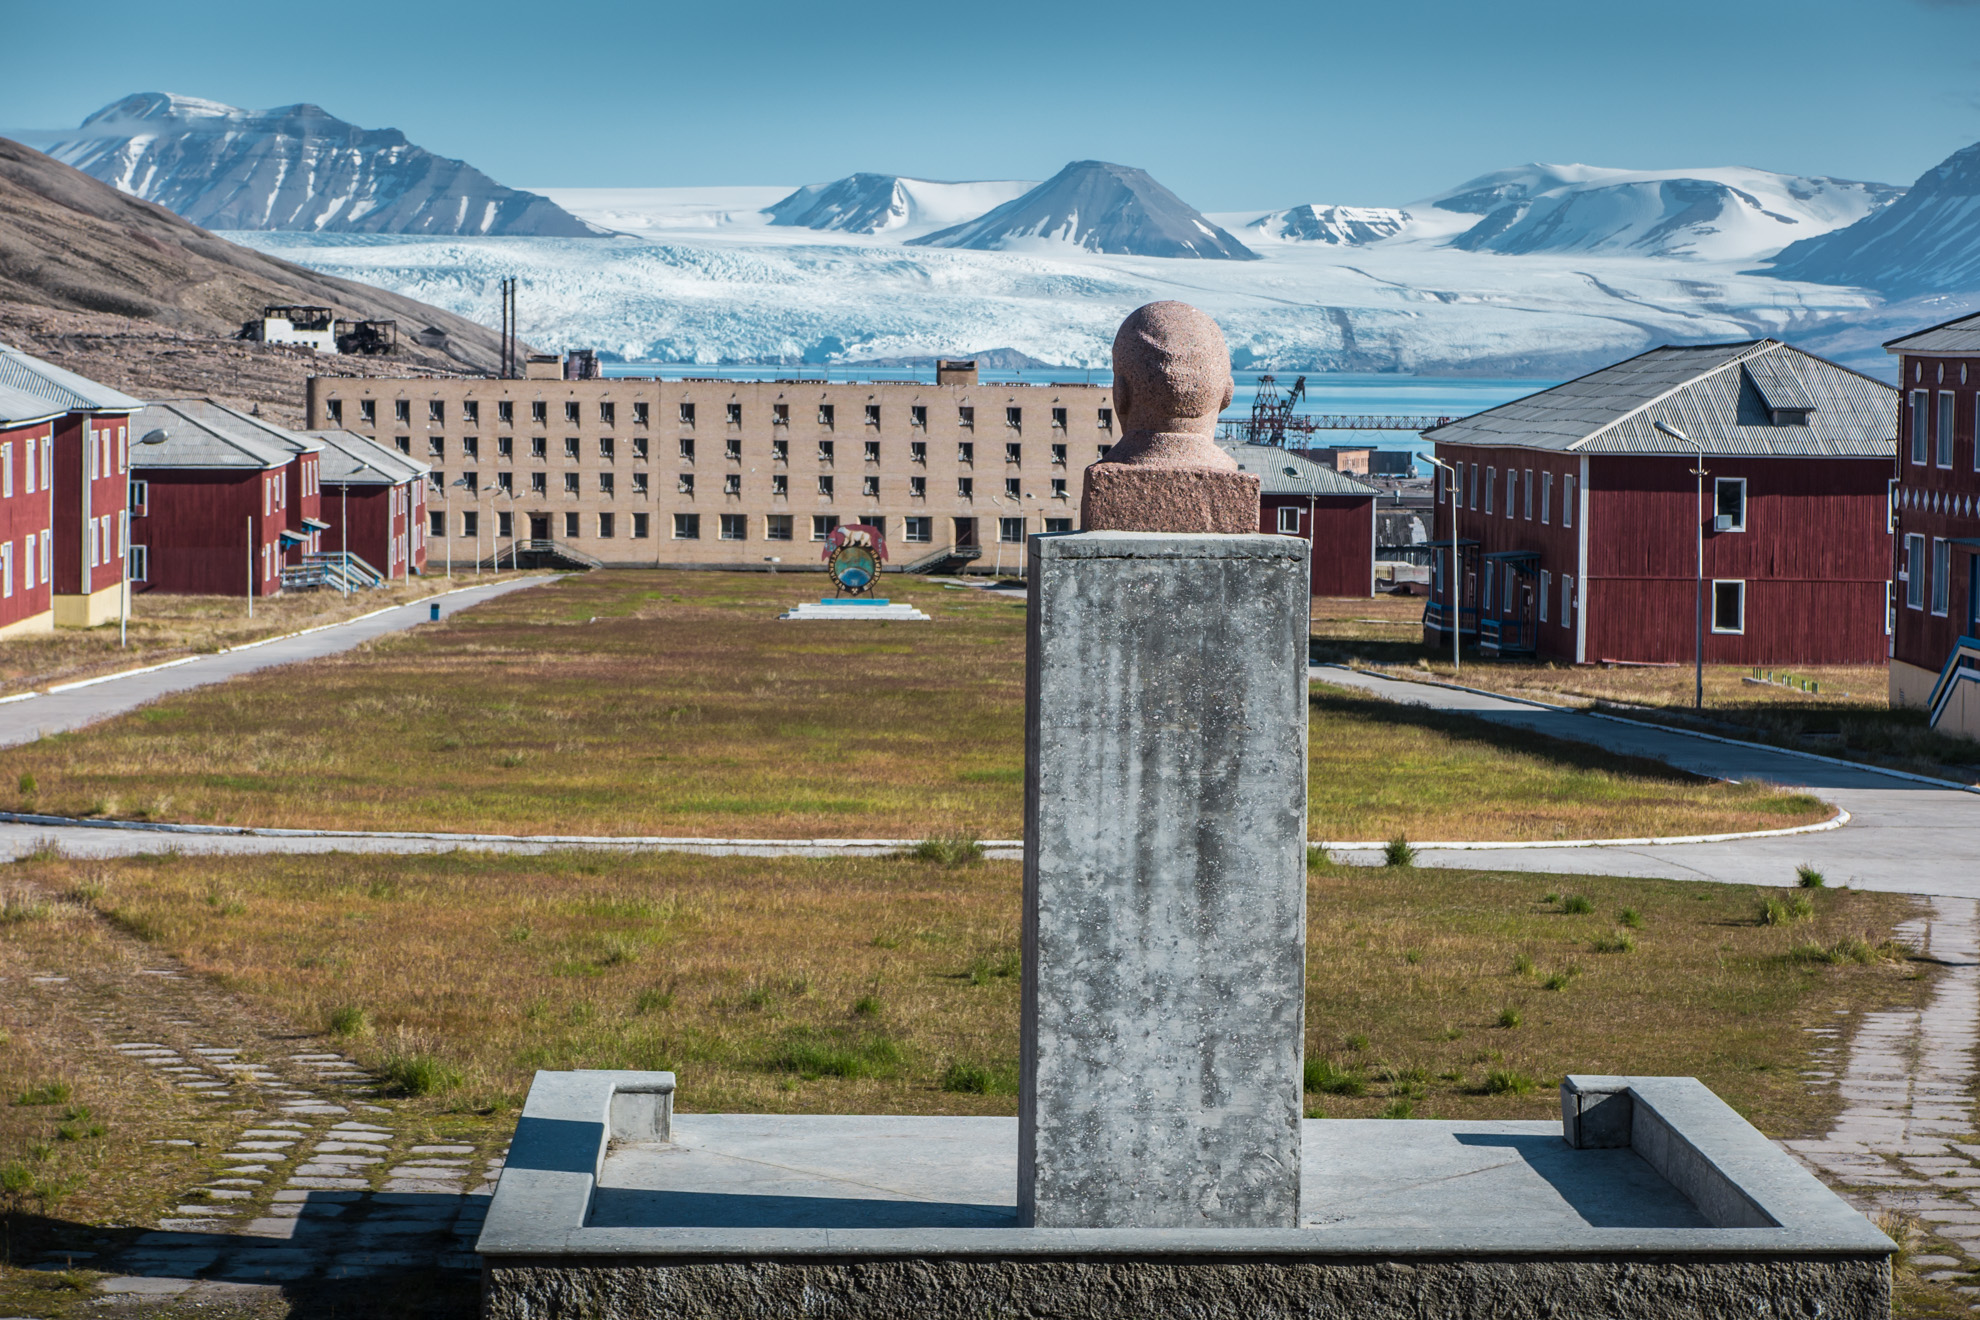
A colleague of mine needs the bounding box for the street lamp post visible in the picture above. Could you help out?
[1655,421,1708,710]
[1422,454,1461,675]
[451,476,481,576]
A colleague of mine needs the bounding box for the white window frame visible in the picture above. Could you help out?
[1939,392,1957,469]
[1,541,11,598]
[40,529,50,582]
[1485,467,1496,515]
[1932,536,1952,616]
[1910,390,1930,466]
[1523,469,1533,520]
[22,532,33,591]
[129,544,148,583]
[24,433,34,493]
[1904,533,1926,609]
[1710,579,1746,635]
[904,516,931,544]
[1563,475,1574,529]
[999,516,1025,544]
[1,442,12,498]
[1562,574,1574,625]
[1541,472,1552,525]
[672,512,700,540]
[1539,569,1551,622]
[1277,505,1301,534]
[1713,477,1748,533]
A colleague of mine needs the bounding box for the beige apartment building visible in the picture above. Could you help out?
[304,360,1113,573]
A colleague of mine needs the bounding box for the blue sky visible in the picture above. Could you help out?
[6,0,1979,210]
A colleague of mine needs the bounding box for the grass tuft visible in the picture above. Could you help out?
[1510,953,1534,976]
[1592,930,1636,954]
[378,1051,462,1097]
[1560,894,1595,915]
[1796,864,1826,889]
[1304,1059,1367,1097]
[1618,907,1642,929]
[1762,893,1815,926]
[1378,1099,1416,1119]
[14,1081,73,1106]
[773,1032,905,1081]
[907,836,984,866]
[1383,835,1417,868]
[940,1060,1017,1095]
[1482,1068,1537,1097]
[1497,1006,1523,1029]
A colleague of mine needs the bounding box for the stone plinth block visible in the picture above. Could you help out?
[1020,531,1310,1229]
[1078,463,1259,535]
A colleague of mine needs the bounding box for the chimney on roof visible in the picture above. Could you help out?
[937,359,978,387]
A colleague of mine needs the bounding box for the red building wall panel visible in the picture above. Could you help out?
[1891,352,1980,680]
[1431,444,1586,659]
[1261,492,1372,596]
[0,420,54,628]
[130,466,292,597]
[283,451,323,562]
[49,412,133,599]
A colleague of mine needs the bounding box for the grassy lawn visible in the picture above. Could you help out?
[3,570,1827,842]
[0,570,545,700]
[0,850,1930,1140]
[1312,594,1980,785]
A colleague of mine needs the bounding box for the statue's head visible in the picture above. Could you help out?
[1112,302,1235,438]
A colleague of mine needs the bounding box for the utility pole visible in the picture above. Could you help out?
[1423,454,1461,674]
[247,514,255,619]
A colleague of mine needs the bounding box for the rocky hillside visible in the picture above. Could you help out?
[0,136,514,376]
[1766,140,1980,297]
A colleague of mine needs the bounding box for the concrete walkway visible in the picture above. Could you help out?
[1314,667,1980,899]
[0,577,545,752]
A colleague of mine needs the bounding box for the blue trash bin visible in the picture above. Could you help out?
[429,602,441,622]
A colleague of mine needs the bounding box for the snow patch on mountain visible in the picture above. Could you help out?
[908,161,1258,260]
[1240,204,1410,245]
[45,92,603,238]
[763,174,1034,235]
[1765,141,1980,298]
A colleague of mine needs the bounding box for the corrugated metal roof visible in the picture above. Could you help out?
[128,400,296,470]
[0,384,64,428]
[1222,443,1381,496]
[1884,310,1980,355]
[0,342,142,412]
[1424,340,1895,457]
[305,430,430,486]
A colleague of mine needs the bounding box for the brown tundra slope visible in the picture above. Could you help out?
[0,135,525,416]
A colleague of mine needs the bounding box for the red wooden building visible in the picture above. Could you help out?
[0,383,61,636]
[126,399,309,597]
[1884,312,1980,741]
[306,430,431,578]
[1225,442,1377,596]
[1424,339,1896,665]
[0,343,140,628]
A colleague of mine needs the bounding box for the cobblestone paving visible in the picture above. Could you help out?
[1784,896,1980,1303]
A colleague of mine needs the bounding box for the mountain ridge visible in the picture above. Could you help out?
[908,160,1259,260]
[1765,141,1980,297]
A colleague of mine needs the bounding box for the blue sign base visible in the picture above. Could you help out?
[822,599,889,606]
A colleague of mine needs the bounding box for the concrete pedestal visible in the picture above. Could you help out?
[1021,532,1310,1229]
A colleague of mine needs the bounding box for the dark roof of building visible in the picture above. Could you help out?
[129,400,308,470]
[0,342,142,413]
[1221,443,1381,496]
[1883,309,1980,355]
[1425,340,1895,457]
[304,430,429,486]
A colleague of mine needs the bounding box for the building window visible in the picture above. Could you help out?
[1714,478,1747,532]
[531,473,547,495]
[1005,442,1022,464]
[1005,478,1021,498]
[768,439,788,463]
[1006,406,1022,430]
[1539,570,1551,623]
[1505,469,1517,519]
[819,440,835,463]
[565,402,580,424]
[498,436,513,459]
[565,512,580,539]
[1045,517,1073,533]
[462,436,479,458]
[958,406,975,430]
[462,511,479,537]
[811,514,838,540]
[600,437,616,460]
[818,404,835,428]
[1051,477,1067,498]
[326,399,343,424]
[128,544,148,583]
[1541,472,1553,524]
[395,399,411,423]
[1050,406,1067,430]
[1562,574,1574,625]
[599,402,616,427]
[672,513,698,540]
[1910,390,1930,466]
[1711,580,1745,634]
[532,401,548,424]
[863,475,879,497]
[1933,537,1953,616]
[773,404,789,426]
[727,402,742,424]
[631,472,648,495]
[564,437,580,459]
[428,401,445,423]
[496,472,513,494]
[531,436,547,459]
[671,437,690,461]
[1098,407,1113,430]
[772,474,788,496]
[864,440,880,462]
[463,400,479,424]
[676,402,695,425]
[1939,392,1957,469]
[726,437,742,460]
[1098,444,1112,460]
[564,473,580,495]
[904,516,932,543]
[910,476,927,498]
[1051,443,1067,465]
[1523,469,1534,519]
[429,511,445,537]
[626,402,645,427]
[1484,467,1496,515]
[1277,506,1300,534]
[910,441,927,464]
[499,401,514,424]
[766,514,793,541]
[670,473,684,495]
[360,399,376,423]
[720,513,746,540]
[910,405,927,429]
[1903,533,1925,609]
[1563,474,1575,528]
[497,510,513,538]
[865,404,881,427]
[632,513,649,538]
[724,473,740,494]
[958,477,974,499]
[999,517,1025,543]
[958,442,974,464]
[818,475,834,497]
[428,437,445,459]
[599,512,616,538]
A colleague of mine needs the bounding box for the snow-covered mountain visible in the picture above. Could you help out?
[1408,164,1902,261]
[1244,204,1409,245]
[1765,141,1980,297]
[908,161,1258,260]
[45,93,601,237]
[764,173,1033,235]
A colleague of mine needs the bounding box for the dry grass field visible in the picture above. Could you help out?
[0,572,540,699]
[0,850,1932,1140]
[1312,594,1980,783]
[3,571,1827,843]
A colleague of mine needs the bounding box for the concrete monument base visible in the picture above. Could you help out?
[477,1071,1892,1320]
[779,599,930,621]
